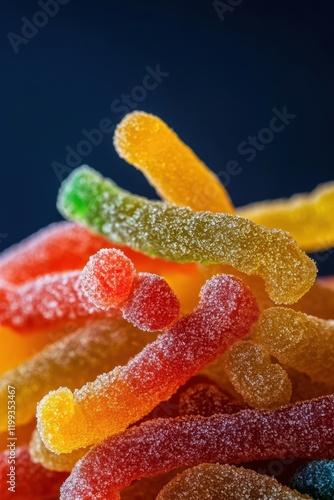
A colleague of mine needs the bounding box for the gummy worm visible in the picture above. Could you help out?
[60,395,334,499]
[0,319,155,430]
[37,274,259,453]
[57,166,316,304]
[238,182,334,252]
[156,463,310,499]
[114,111,235,214]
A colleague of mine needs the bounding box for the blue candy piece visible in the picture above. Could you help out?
[291,460,334,499]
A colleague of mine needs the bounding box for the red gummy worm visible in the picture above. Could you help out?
[0,446,68,499]
[0,272,119,333]
[37,274,259,453]
[0,250,180,333]
[0,222,114,285]
[60,395,334,500]
[121,272,180,331]
[81,249,136,309]
[81,249,180,330]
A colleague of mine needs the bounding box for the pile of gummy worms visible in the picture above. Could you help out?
[0,111,334,499]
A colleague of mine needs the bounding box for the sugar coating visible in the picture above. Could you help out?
[225,340,292,409]
[81,249,135,309]
[0,272,119,333]
[30,429,89,472]
[201,264,334,320]
[60,396,334,500]
[32,390,186,472]
[178,382,248,417]
[37,274,259,453]
[0,319,152,430]
[0,445,68,500]
[114,111,234,214]
[252,307,334,385]
[0,219,199,296]
[200,352,241,398]
[81,249,180,330]
[57,166,316,304]
[291,460,334,499]
[156,463,310,499]
[0,221,114,285]
[238,182,334,252]
[121,273,180,331]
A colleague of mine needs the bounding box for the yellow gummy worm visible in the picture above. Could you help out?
[238,182,334,252]
[30,429,88,472]
[156,463,310,499]
[252,307,334,385]
[225,340,292,409]
[114,111,235,213]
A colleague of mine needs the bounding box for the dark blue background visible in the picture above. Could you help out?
[1,0,334,273]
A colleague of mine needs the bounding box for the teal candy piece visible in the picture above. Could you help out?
[291,460,334,499]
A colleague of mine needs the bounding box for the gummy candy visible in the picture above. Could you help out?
[0,222,114,285]
[30,429,89,473]
[201,264,334,320]
[0,272,119,333]
[238,182,334,252]
[81,249,180,330]
[291,460,334,499]
[31,377,243,472]
[37,274,259,453]
[156,463,309,499]
[114,111,234,213]
[252,307,334,385]
[1,246,179,334]
[120,273,180,330]
[57,166,316,304]
[225,340,292,409]
[0,446,68,500]
[0,319,153,430]
[0,220,200,311]
[59,395,334,499]
[81,248,136,308]
[1,109,333,499]
[178,381,248,416]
